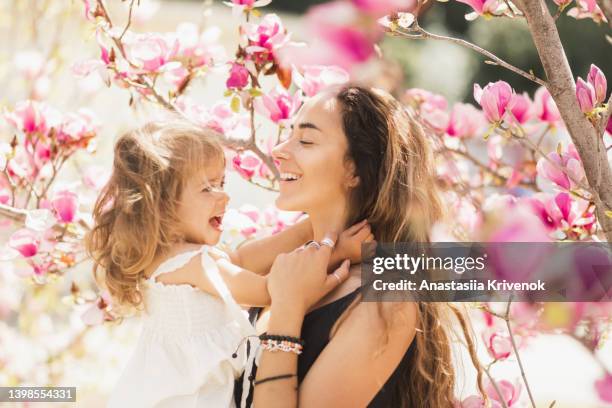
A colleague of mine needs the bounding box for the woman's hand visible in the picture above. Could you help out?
[267,233,351,315]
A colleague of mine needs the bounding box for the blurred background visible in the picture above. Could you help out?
[0,0,610,407]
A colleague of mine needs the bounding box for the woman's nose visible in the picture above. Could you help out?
[271,140,290,161]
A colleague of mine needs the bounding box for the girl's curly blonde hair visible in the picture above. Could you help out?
[85,120,224,312]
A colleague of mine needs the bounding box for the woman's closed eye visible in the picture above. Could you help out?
[299,139,314,146]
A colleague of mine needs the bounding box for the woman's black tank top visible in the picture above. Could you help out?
[234,287,415,407]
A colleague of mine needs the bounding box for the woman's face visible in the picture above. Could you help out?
[272,92,357,215]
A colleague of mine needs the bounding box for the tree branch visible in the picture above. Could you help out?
[595,0,612,27]
[514,0,612,241]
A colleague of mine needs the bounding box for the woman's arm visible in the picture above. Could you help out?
[253,300,416,407]
[252,238,417,407]
[297,302,416,407]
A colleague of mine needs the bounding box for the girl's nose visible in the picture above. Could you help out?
[218,190,229,206]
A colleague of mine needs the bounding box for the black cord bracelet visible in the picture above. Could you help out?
[259,333,305,347]
[253,373,297,386]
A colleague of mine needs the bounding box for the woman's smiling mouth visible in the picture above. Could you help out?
[280,172,302,182]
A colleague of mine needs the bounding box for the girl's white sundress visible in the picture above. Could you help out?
[107,245,257,408]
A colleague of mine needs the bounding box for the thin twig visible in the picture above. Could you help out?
[119,0,137,41]
[504,297,537,408]
[396,26,546,87]
[483,365,510,408]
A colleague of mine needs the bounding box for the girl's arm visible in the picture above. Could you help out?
[229,218,373,275]
[153,246,270,307]
[228,218,313,275]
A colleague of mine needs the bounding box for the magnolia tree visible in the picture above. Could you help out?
[0,0,611,406]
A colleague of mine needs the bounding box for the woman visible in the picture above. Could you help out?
[237,86,484,407]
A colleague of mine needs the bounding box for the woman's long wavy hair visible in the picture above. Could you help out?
[85,120,224,312]
[331,86,485,407]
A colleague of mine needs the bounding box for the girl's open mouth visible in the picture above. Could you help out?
[209,215,223,231]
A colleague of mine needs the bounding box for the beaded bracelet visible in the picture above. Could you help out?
[259,333,305,347]
[260,339,303,355]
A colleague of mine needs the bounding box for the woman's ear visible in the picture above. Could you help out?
[344,160,360,188]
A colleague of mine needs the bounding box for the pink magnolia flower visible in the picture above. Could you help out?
[595,372,612,403]
[226,62,250,89]
[456,0,503,16]
[482,329,513,360]
[529,192,594,233]
[485,198,551,243]
[538,302,586,331]
[8,229,40,258]
[351,0,415,17]
[305,2,379,67]
[72,58,109,86]
[532,87,561,124]
[473,81,515,123]
[455,395,501,408]
[224,0,271,16]
[0,188,11,205]
[57,109,98,147]
[4,100,61,135]
[509,92,532,124]
[293,65,349,97]
[568,0,607,23]
[587,64,607,105]
[485,378,522,407]
[174,24,225,69]
[576,77,597,114]
[446,103,484,138]
[232,151,263,180]
[81,292,112,326]
[82,0,97,21]
[536,143,584,190]
[51,190,79,223]
[125,32,179,73]
[254,87,302,124]
[245,14,289,64]
[404,88,449,132]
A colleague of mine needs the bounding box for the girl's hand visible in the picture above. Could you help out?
[267,233,351,314]
[335,220,375,265]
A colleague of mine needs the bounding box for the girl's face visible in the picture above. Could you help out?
[272,92,357,215]
[176,160,228,245]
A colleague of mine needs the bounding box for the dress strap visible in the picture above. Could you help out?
[200,247,255,336]
[147,247,205,282]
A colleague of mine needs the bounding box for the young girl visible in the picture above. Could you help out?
[85,120,371,407]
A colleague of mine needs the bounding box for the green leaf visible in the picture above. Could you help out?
[605,210,612,219]
[249,88,263,97]
[224,89,233,97]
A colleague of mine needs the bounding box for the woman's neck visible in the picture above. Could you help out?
[308,201,349,241]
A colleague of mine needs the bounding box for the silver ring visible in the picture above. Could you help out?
[320,238,335,248]
[304,240,321,250]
